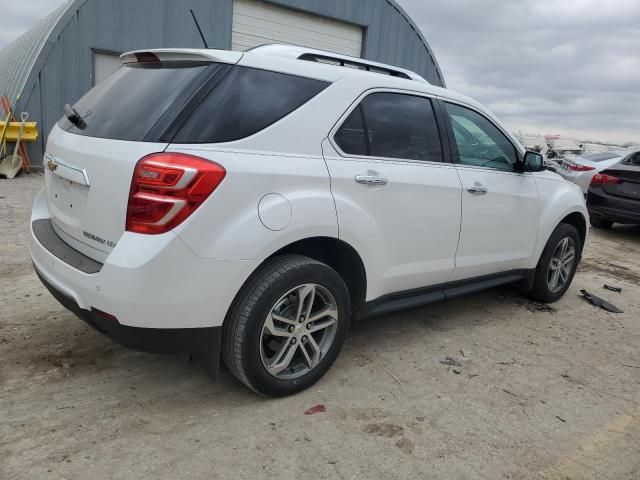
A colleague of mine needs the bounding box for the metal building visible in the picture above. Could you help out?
[0,0,445,166]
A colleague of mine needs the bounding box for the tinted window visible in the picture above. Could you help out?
[59,62,214,141]
[173,67,329,143]
[445,103,518,171]
[623,152,640,166]
[360,93,442,161]
[334,105,368,156]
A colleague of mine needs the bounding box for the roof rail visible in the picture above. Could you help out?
[246,44,428,83]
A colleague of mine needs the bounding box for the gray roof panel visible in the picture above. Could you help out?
[0,1,72,107]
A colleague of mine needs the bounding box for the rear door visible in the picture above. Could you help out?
[324,91,463,299]
[44,59,231,262]
[441,100,540,281]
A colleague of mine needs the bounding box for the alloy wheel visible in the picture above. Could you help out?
[547,237,576,293]
[260,284,338,380]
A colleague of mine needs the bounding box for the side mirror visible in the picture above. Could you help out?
[522,151,545,172]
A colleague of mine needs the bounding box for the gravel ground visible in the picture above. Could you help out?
[1,173,639,480]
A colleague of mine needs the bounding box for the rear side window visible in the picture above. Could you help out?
[333,105,368,156]
[59,62,216,141]
[334,92,443,162]
[623,152,640,166]
[173,67,329,143]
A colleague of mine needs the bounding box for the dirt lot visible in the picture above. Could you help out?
[1,173,639,480]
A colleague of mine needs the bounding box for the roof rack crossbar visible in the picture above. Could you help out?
[298,53,412,80]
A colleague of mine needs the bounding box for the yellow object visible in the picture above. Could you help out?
[0,121,39,142]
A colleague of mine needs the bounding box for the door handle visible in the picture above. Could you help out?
[467,184,488,194]
[355,172,388,186]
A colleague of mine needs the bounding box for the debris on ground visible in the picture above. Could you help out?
[440,356,463,367]
[603,284,622,293]
[580,289,624,313]
[374,354,403,385]
[555,415,567,423]
[304,404,326,415]
[526,302,556,313]
[622,364,640,369]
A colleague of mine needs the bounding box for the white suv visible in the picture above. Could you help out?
[31,45,587,396]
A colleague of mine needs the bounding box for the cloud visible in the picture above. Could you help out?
[399,0,640,144]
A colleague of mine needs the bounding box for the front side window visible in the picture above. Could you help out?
[334,92,443,162]
[445,103,518,171]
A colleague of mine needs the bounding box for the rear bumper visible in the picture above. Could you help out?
[34,265,221,355]
[30,188,253,330]
[555,168,591,194]
[587,189,640,224]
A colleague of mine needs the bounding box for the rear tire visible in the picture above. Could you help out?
[222,255,350,397]
[526,223,581,303]
[590,217,613,229]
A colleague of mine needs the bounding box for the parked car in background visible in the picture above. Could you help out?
[580,143,614,154]
[555,151,626,195]
[587,151,640,228]
[30,45,588,396]
[516,135,549,156]
[547,139,582,160]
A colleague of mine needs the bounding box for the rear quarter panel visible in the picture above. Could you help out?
[168,147,338,261]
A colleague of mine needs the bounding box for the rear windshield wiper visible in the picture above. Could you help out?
[64,104,87,129]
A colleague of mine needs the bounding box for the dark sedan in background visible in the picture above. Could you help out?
[587,151,640,229]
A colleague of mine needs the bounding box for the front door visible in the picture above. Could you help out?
[323,91,463,300]
[442,101,540,281]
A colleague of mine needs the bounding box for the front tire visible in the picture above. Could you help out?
[222,255,351,397]
[526,223,581,303]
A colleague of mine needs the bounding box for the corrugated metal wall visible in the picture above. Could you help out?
[14,0,443,165]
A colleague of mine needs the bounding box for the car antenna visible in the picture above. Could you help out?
[189,9,209,49]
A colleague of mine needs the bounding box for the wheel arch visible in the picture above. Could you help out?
[560,211,587,256]
[270,237,367,314]
[223,236,368,329]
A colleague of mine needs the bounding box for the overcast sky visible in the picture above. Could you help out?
[1,0,639,144]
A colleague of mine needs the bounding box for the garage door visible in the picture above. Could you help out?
[232,0,363,57]
[93,51,122,85]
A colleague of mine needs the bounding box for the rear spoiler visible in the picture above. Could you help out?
[120,48,243,65]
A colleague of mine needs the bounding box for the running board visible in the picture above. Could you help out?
[357,269,533,319]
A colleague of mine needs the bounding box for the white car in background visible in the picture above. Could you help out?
[580,143,616,155]
[547,139,582,160]
[555,151,628,194]
[516,135,549,156]
[30,45,588,396]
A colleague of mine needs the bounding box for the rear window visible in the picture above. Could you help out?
[59,63,329,144]
[172,67,329,143]
[59,62,218,141]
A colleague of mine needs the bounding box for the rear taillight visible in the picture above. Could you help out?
[126,153,225,235]
[590,173,620,185]
[568,164,595,172]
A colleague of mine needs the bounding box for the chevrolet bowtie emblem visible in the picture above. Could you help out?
[46,158,58,172]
